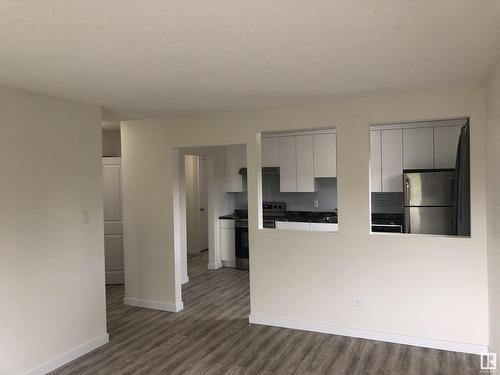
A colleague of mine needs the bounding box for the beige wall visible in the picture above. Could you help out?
[487,60,500,353]
[122,86,488,349]
[0,87,107,374]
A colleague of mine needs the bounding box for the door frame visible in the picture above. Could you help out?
[174,149,220,287]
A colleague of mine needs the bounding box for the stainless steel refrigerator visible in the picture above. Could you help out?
[403,169,455,235]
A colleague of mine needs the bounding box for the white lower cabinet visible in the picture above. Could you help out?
[310,222,339,232]
[219,219,235,267]
[275,221,310,231]
[275,221,338,232]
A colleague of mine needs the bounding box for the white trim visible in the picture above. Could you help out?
[124,297,184,312]
[22,334,109,375]
[249,314,487,355]
[208,262,222,270]
[182,275,190,284]
[102,156,121,165]
[262,128,336,138]
[370,117,467,131]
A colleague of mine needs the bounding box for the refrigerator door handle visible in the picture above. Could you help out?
[404,177,411,206]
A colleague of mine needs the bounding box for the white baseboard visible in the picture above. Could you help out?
[124,297,184,312]
[208,262,222,270]
[22,334,109,375]
[182,275,189,284]
[249,314,487,355]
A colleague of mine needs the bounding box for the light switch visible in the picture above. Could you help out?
[313,201,319,208]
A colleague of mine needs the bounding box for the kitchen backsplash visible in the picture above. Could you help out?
[233,174,337,211]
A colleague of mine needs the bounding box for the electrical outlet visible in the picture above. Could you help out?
[313,200,319,208]
[354,298,363,311]
[82,210,90,224]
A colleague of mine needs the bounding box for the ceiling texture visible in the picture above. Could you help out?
[0,1,499,120]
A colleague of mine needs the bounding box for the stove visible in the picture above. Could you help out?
[234,202,286,270]
[262,202,286,228]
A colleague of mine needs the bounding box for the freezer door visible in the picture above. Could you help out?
[404,171,455,206]
[405,207,455,235]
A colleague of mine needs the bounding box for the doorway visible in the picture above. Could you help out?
[185,155,209,254]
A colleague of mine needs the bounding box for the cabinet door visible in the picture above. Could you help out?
[225,145,245,192]
[403,127,434,169]
[275,221,310,230]
[279,136,297,192]
[434,126,461,168]
[381,129,403,192]
[262,137,280,167]
[296,135,316,192]
[220,227,235,263]
[313,133,337,177]
[370,131,382,192]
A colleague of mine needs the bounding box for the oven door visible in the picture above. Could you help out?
[235,223,249,270]
[371,224,403,233]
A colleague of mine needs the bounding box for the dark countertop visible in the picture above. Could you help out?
[218,214,241,220]
[219,210,248,220]
[220,210,337,224]
[275,211,337,224]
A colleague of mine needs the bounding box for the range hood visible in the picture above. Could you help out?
[239,167,279,176]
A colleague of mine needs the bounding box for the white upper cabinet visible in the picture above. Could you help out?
[371,122,464,193]
[225,144,247,192]
[403,127,434,169]
[278,134,318,193]
[296,135,316,192]
[381,129,403,192]
[313,133,337,177]
[370,130,382,192]
[434,125,461,168]
[261,137,280,167]
[279,136,297,192]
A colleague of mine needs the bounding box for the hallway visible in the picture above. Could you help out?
[51,253,479,374]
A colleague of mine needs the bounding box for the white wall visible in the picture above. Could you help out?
[121,86,488,351]
[0,87,107,374]
[487,60,500,353]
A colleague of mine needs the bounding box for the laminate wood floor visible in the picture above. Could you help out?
[51,252,481,375]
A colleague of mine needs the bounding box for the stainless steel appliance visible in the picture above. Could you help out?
[403,169,455,235]
[235,202,286,270]
[371,214,404,233]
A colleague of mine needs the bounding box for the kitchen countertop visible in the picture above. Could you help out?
[275,211,337,224]
[219,210,337,224]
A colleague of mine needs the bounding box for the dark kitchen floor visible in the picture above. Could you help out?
[50,252,480,374]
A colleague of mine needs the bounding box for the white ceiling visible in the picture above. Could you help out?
[1,1,499,120]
